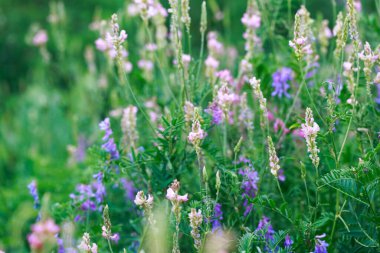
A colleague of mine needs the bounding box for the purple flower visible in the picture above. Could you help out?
[99,118,120,160]
[375,84,380,105]
[314,234,329,253]
[56,235,65,253]
[239,163,259,216]
[205,102,224,125]
[284,234,293,248]
[28,180,40,209]
[255,216,275,241]
[277,169,286,182]
[120,178,136,201]
[211,203,223,232]
[70,172,106,219]
[271,67,293,98]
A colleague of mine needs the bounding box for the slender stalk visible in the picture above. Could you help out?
[276,179,286,205]
[107,239,114,253]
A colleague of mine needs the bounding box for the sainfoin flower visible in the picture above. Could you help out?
[33,30,48,46]
[78,232,98,253]
[239,162,259,216]
[134,190,154,224]
[271,67,293,98]
[188,208,203,250]
[27,219,60,250]
[99,117,120,160]
[314,234,329,253]
[267,136,281,177]
[301,108,320,168]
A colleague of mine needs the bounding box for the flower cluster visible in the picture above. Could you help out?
[318,20,332,54]
[99,117,120,160]
[249,77,268,120]
[188,108,206,149]
[289,5,313,61]
[271,67,293,98]
[359,42,379,95]
[70,173,106,220]
[121,106,138,151]
[267,136,281,177]
[255,216,274,241]
[102,205,120,243]
[211,203,223,232]
[27,219,60,250]
[32,30,48,47]
[333,12,348,57]
[95,14,132,73]
[28,180,40,210]
[78,233,98,253]
[188,208,203,250]
[238,161,259,216]
[240,0,261,74]
[128,0,167,21]
[301,108,320,168]
[314,234,329,253]
[205,32,224,81]
[134,190,154,224]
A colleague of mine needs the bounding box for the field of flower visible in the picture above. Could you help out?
[1,0,380,252]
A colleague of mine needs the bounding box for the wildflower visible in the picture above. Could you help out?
[205,102,224,125]
[271,67,293,98]
[318,20,332,54]
[333,12,348,57]
[166,179,188,253]
[205,32,223,80]
[314,234,329,253]
[249,77,268,119]
[28,180,40,209]
[375,83,380,105]
[102,205,119,244]
[70,173,106,219]
[239,92,254,131]
[27,219,60,250]
[289,6,314,61]
[188,208,203,250]
[78,233,98,253]
[301,108,320,168]
[347,0,361,53]
[121,106,138,151]
[284,234,293,248]
[200,1,207,35]
[32,30,48,46]
[343,57,356,103]
[99,118,120,160]
[211,203,223,232]
[239,163,259,216]
[188,108,206,149]
[216,70,235,86]
[267,136,281,177]
[120,178,136,202]
[134,191,154,224]
[181,0,191,33]
[240,0,261,74]
[255,216,274,241]
[184,101,195,124]
[359,42,379,95]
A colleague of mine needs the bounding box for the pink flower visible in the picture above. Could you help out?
[32,30,48,46]
[166,187,188,203]
[241,13,261,29]
[205,56,219,69]
[95,38,108,51]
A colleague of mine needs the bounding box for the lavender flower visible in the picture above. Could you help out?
[28,180,40,209]
[211,203,223,232]
[239,163,259,216]
[120,178,136,202]
[314,234,329,253]
[255,216,275,241]
[284,234,293,248]
[271,67,293,98]
[375,84,380,105]
[99,118,120,160]
[70,173,106,220]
